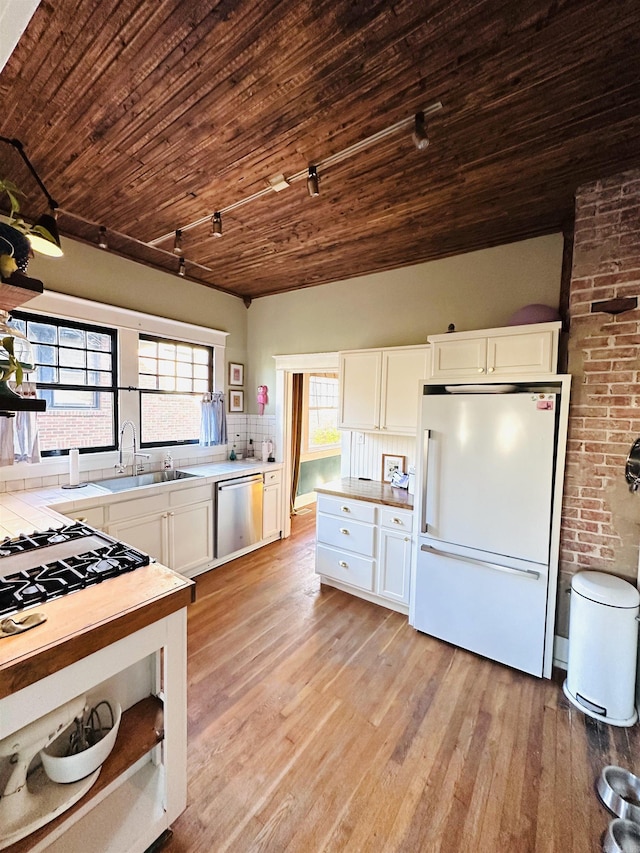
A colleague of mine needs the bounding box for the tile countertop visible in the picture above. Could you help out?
[0,460,283,539]
[316,478,414,510]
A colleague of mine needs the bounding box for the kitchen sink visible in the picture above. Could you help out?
[91,470,202,492]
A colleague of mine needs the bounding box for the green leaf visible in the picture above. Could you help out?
[15,363,23,387]
[1,336,15,356]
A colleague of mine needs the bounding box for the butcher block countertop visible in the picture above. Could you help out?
[0,491,194,700]
[316,478,414,510]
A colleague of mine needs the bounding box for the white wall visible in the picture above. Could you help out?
[246,234,564,415]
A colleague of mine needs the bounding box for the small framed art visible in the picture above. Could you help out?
[228,362,244,386]
[381,453,406,482]
[229,389,244,412]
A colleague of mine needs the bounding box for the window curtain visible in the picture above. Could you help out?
[0,382,41,466]
[200,392,227,446]
[290,373,304,516]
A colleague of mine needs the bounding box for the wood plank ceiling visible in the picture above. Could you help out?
[0,0,638,302]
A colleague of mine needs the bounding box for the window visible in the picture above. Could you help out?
[302,373,341,455]
[138,335,212,446]
[10,312,118,455]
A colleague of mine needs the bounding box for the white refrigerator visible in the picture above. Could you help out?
[411,386,563,677]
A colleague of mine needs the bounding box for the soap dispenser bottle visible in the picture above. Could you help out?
[163,450,173,470]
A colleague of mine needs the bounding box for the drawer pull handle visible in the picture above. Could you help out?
[339,528,350,535]
[392,518,402,525]
[341,506,351,513]
[339,561,348,568]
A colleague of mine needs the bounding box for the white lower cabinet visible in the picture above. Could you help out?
[315,494,412,613]
[106,483,214,575]
[262,469,282,540]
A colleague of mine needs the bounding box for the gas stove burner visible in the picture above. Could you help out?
[0,526,150,616]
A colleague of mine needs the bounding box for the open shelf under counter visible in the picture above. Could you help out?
[7,696,164,853]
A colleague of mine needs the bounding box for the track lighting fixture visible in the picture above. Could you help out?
[306,166,320,197]
[173,229,183,255]
[98,225,108,249]
[178,257,186,277]
[147,101,443,250]
[27,209,63,257]
[412,111,429,151]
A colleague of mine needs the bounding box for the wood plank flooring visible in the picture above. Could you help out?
[164,509,639,852]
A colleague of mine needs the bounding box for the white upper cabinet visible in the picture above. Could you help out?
[339,345,430,434]
[428,321,561,379]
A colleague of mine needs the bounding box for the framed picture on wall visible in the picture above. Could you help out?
[228,362,244,386]
[229,389,244,412]
[381,453,406,482]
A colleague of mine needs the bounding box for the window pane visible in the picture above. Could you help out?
[176,345,193,362]
[176,362,192,378]
[37,392,115,451]
[194,378,208,393]
[88,370,113,386]
[159,376,175,391]
[194,364,208,380]
[36,365,57,383]
[193,349,208,365]
[60,347,86,368]
[87,351,112,370]
[158,342,175,359]
[158,359,175,376]
[139,373,157,389]
[141,393,201,444]
[139,357,157,374]
[87,332,111,352]
[59,326,86,348]
[34,344,56,365]
[59,368,87,384]
[139,339,156,357]
[176,377,192,391]
[29,322,57,344]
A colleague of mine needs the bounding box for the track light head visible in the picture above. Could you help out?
[412,111,429,151]
[178,256,185,277]
[27,208,63,257]
[211,212,223,238]
[173,229,183,255]
[307,166,320,197]
[98,225,108,249]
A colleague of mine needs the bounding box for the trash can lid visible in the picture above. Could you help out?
[571,571,640,607]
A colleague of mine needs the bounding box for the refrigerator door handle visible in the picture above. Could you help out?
[421,428,431,534]
[420,544,541,581]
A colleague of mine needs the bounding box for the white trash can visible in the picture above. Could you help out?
[563,571,640,726]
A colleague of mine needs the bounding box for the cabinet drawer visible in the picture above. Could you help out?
[169,482,212,507]
[263,469,282,485]
[380,507,413,533]
[316,544,375,591]
[317,494,376,524]
[108,492,167,522]
[317,513,376,556]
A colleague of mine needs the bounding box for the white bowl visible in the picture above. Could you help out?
[41,702,121,783]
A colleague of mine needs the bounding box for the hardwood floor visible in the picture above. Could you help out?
[165,509,638,852]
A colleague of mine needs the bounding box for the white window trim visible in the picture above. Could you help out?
[0,290,229,483]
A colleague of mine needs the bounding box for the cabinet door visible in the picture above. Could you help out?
[380,347,430,434]
[108,512,167,564]
[430,338,487,378]
[339,350,382,430]
[378,527,412,604]
[168,501,213,574]
[487,330,555,375]
[262,484,281,539]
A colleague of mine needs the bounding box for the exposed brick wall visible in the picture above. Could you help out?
[557,169,640,636]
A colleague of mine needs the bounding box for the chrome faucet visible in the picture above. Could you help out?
[117,420,150,475]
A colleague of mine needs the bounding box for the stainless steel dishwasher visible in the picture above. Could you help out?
[215,473,264,558]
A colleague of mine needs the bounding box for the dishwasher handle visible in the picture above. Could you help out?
[217,474,263,491]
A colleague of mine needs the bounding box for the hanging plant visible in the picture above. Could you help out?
[0,177,31,274]
[0,335,24,386]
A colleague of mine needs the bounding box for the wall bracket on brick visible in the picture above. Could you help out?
[590,296,638,314]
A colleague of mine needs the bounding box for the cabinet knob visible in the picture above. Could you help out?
[339,561,348,568]
[404,536,410,542]
[339,528,350,535]
[478,368,485,373]
[340,506,351,513]
[488,366,495,373]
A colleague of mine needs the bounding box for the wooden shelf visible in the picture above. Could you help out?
[6,695,164,852]
[0,278,44,312]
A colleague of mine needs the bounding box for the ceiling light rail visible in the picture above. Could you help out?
[147,101,443,248]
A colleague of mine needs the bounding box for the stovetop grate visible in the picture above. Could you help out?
[0,524,151,617]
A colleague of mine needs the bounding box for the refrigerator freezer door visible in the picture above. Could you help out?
[422,392,556,564]
[414,540,548,676]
